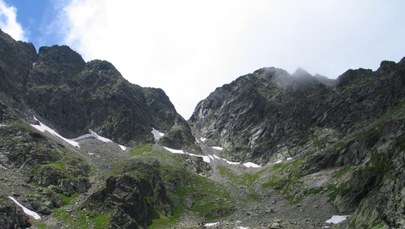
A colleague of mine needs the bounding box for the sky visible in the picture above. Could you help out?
[1,0,405,119]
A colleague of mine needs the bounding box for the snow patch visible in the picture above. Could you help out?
[242,162,261,168]
[0,124,6,127]
[204,222,219,227]
[73,130,126,151]
[163,147,185,154]
[213,155,221,160]
[31,117,79,148]
[287,157,293,161]
[212,146,223,151]
[0,164,6,170]
[163,147,212,163]
[89,130,112,143]
[236,227,249,229]
[200,137,207,142]
[274,159,283,164]
[8,196,41,220]
[208,155,215,161]
[223,159,241,165]
[202,156,211,163]
[151,128,165,141]
[325,215,350,224]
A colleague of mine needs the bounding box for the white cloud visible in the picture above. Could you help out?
[0,0,26,41]
[58,0,405,118]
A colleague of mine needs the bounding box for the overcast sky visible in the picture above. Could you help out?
[1,0,405,118]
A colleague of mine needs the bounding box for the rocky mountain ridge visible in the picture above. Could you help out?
[0,30,194,147]
[190,59,405,162]
[189,58,405,228]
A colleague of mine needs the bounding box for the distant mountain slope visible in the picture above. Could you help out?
[0,29,193,147]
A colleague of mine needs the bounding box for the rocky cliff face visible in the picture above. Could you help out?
[189,59,405,228]
[190,60,405,162]
[86,160,172,229]
[0,29,193,147]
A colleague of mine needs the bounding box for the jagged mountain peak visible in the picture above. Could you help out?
[0,29,194,147]
[292,67,310,77]
[190,58,405,161]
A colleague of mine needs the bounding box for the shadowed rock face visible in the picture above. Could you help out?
[0,197,31,229]
[0,31,36,103]
[0,29,193,146]
[86,160,172,229]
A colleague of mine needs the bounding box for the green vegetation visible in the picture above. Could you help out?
[52,208,109,229]
[112,147,235,228]
[262,158,314,203]
[217,165,262,202]
[148,212,179,229]
[327,182,350,202]
[91,213,110,229]
[58,193,79,205]
[38,161,65,171]
[246,193,261,202]
[370,221,386,229]
[217,165,261,186]
[263,159,303,188]
[173,168,234,220]
[129,143,153,156]
[333,165,352,179]
[33,222,47,229]
[33,150,90,184]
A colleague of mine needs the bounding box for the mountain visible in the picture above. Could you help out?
[0,30,194,148]
[190,61,405,162]
[1,27,404,229]
[189,60,405,228]
[0,29,199,228]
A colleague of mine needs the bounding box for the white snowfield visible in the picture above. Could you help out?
[204,222,219,227]
[73,129,127,151]
[242,162,261,168]
[211,146,223,150]
[163,147,211,163]
[32,117,127,151]
[31,117,80,148]
[200,137,207,142]
[224,159,241,165]
[8,196,41,220]
[163,147,186,154]
[89,130,112,143]
[325,215,350,224]
[163,147,261,168]
[272,157,294,165]
[151,128,165,141]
